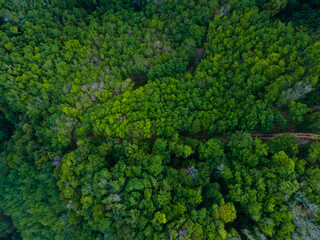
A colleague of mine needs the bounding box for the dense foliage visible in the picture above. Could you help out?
[0,0,320,239]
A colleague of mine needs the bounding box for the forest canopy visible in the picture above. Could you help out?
[0,0,320,239]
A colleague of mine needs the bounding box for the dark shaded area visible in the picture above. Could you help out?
[187,47,206,73]
[277,0,320,30]
[131,73,148,88]
[0,112,15,146]
[302,88,320,106]
[0,210,21,240]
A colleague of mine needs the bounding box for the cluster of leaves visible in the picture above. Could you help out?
[31,130,320,239]
[81,8,319,145]
[0,0,320,239]
[55,136,239,239]
[0,125,77,239]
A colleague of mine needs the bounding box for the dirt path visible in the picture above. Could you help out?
[252,132,320,142]
[188,131,320,143]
